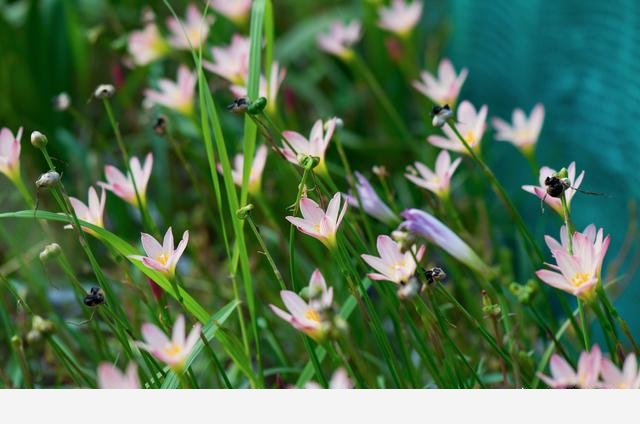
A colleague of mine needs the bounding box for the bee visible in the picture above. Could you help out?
[83,287,105,307]
[423,267,446,285]
[153,115,168,136]
[226,97,249,114]
[541,174,603,213]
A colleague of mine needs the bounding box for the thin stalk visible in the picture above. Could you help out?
[246,213,286,290]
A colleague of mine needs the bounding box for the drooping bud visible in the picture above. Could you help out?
[30,131,48,149]
[94,84,115,99]
[39,243,61,262]
[35,171,60,189]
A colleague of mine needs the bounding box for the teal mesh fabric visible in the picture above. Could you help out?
[447,0,640,329]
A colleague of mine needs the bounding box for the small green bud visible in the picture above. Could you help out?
[236,204,254,219]
[11,335,22,348]
[298,154,320,170]
[30,131,48,149]
[555,167,568,179]
[247,97,267,115]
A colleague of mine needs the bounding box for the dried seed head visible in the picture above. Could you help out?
[30,131,48,149]
[94,84,115,99]
[35,171,60,188]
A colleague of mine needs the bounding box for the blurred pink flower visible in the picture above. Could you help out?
[361,235,425,285]
[210,0,252,25]
[145,65,196,116]
[305,368,353,389]
[600,353,640,389]
[377,0,423,37]
[128,23,169,66]
[286,192,347,249]
[66,186,106,235]
[345,172,398,226]
[99,153,153,207]
[492,104,544,154]
[270,269,333,341]
[405,150,462,197]
[281,118,336,173]
[204,34,250,84]
[167,4,214,50]
[317,21,362,60]
[544,224,610,278]
[401,209,491,274]
[219,144,268,195]
[413,59,468,105]
[522,162,584,215]
[427,101,488,154]
[137,315,201,371]
[129,227,189,277]
[538,346,601,389]
[0,127,22,182]
[230,62,287,112]
[97,363,140,389]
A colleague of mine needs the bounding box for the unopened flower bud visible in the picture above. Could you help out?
[51,92,71,111]
[32,315,55,335]
[236,204,255,219]
[39,243,61,262]
[35,170,60,188]
[298,154,320,170]
[391,228,416,253]
[94,84,115,99]
[30,131,48,149]
[247,97,267,115]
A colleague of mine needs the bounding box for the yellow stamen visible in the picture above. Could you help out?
[571,272,591,287]
[157,253,169,265]
[162,343,182,357]
[304,309,321,322]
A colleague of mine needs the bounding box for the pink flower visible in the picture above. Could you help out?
[127,23,169,66]
[536,226,608,300]
[219,144,268,195]
[345,172,398,226]
[230,62,287,112]
[305,368,353,389]
[281,118,336,173]
[538,346,601,389]
[144,65,196,115]
[401,209,491,274]
[269,269,333,341]
[210,0,252,25]
[405,150,462,197]
[544,224,610,278]
[137,315,201,371]
[427,101,488,154]
[492,104,544,154]
[361,235,425,285]
[0,127,22,181]
[286,192,348,249]
[521,162,584,215]
[129,227,189,277]
[167,4,214,50]
[66,186,106,235]
[99,153,153,207]
[204,34,250,84]
[413,59,468,105]
[97,363,140,389]
[317,21,362,60]
[600,353,640,389]
[377,0,423,37]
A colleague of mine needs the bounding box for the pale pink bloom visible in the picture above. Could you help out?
[377,0,423,37]
[345,172,398,226]
[270,269,333,341]
[427,101,488,154]
[536,227,607,300]
[167,4,214,50]
[600,354,640,389]
[538,346,601,389]
[210,0,252,25]
[286,192,348,249]
[281,118,336,172]
[129,227,189,277]
[137,315,201,370]
[492,104,544,154]
[361,235,425,285]
[144,65,197,115]
[99,153,153,207]
[544,224,610,278]
[305,368,354,389]
[401,209,491,274]
[127,23,169,66]
[0,127,22,181]
[317,21,362,60]
[66,186,106,235]
[405,150,462,197]
[204,34,250,84]
[97,363,140,389]
[219,144,267,195]
[230,62,287,112]
[413,59,468,105]
[521,162,584,215]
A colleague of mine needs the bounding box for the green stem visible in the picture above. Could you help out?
[578,299,590,350]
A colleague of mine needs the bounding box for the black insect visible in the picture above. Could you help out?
[83,287,105,307]
[423,267,446,285]
[227,97,249,114]
[540,174,604,213]
[153,115,167,136]
[430,104,451,118]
